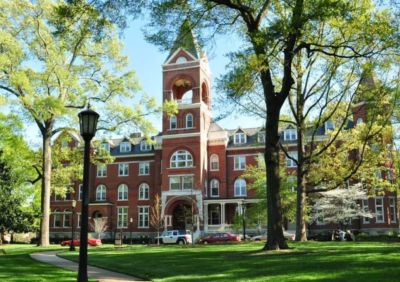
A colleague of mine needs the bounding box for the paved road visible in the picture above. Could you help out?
[30,251,146,282]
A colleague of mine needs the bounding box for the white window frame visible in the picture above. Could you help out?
[138,206,149,228]
[118,163,129,176]
[284,129,297,141]
[375,197,384,223]
[362,199,370,224]
[234,179,246,197]
[117,206,128,228]
[325,121,335,131]
[96,185,107,201]
[139,183,150,200]
[234,132,246,144]
[286,151,298,168]
[389,196,396,223]
[140,141,152,151]
[169,175,194,190]
[118,184,128,201]
[77,213,81,228]
[186,113,193,128]
[170,150,193,168]
[139,162,150,175]
[53,210,62,228]
[234,156,246,171]
[210,154,219,171]
[120,141,131,153]
[96,164,107,177]
[170,116,177,129]
[63,209,71,227]
[210,179,219,197]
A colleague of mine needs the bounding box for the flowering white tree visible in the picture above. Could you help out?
[311,184,373,229]
[90,218,108,239]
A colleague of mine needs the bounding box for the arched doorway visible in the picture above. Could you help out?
[172,203,193,230]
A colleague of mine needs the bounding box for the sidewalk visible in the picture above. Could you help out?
[30,251,146,282]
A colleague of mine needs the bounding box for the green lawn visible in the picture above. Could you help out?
[59,241,400,281]
[0,244,79,282]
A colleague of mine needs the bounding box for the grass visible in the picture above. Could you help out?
[59,241,400,281]
[0,244,80,282]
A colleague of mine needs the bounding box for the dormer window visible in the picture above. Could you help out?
[325,121,335,131]
[234,132,246,144]
[101,143,110,152]
[120,142,131,153]
[140,141,152,151]
[284,129,297,141]
[186,113,193,128]
[170,116,177,129]
[258,132,265,143]
[357,118,363,125]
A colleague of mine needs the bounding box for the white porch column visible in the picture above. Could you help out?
[196,215,200,232]
[164,215,168,231]
[221,203,226,230]
[204,203,208,232]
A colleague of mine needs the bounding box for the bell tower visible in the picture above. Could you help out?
[160,21,211,233]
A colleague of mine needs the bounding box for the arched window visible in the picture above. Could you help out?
[53,209,62,227]
[170,150,193,168]
[63,209,71,227]
[234,179,247,197]
[186,113,193,128]
[170,116,177,129]
[139,183,149,200]
[210,154,219,171]
[210,179,219,197]
[118,184,128,201]
[96,185,106,201]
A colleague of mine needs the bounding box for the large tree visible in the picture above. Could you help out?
[0,0,165,246]
[141,0,397,250]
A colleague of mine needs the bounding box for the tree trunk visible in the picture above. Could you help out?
[264,106,288,250]
[39,128,52,246]
[295,170,308,241]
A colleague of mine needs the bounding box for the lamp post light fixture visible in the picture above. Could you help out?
[77,107,99,282]
[69,200,77,251]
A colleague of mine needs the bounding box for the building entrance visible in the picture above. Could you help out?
[172,203,193,230]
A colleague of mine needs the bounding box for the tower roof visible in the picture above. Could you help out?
[166,20,202,62]
[354,68,376,104]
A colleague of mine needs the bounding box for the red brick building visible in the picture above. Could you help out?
[49,28,398,241]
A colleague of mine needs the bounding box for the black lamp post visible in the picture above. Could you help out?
[77,107,99,282]
[69,200,77,251]
[242,200,246,241]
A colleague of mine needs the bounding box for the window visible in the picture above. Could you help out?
[118,163,129,176]
[234,132,246,144]
[117,207,128,228]
[139,162,150,175]
[375,197,384,223]
[210,154,219,171]
[362,199,370,224]
[286,151,298,168]
[258,132,265,143]
[325,121,335,131]
[96,185,107,201]
[389,197,396,223]
[140,141,152,151]
[138,206,149,228]
[357,118,363,125]
[139,183,150,200]
[169,175,193,190]
[101,143,110,152]
[234,179,246,197]
[210,179,219,197]
[186,113,193,128]
[209,205,221,225]
[64,191,72,200]
[170,116,177,129]
[120,141,131,153]
[63,209,71,227]
[78,184,83,201]
[77,213,81,228]
[170,150,193,168]
[284,129,297,141]
[55,194,63,201]
[96,164,107,177]
[234,156,246,170]
[118,184,128,201]
[53,210,62,227]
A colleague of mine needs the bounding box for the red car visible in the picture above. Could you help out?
[60,239,102,247]
[199,232,241,244]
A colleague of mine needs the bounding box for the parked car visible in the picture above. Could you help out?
[60,238,102,247]
[251,231,295,241]
[199,232,241,244]
[154,230,192,245]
